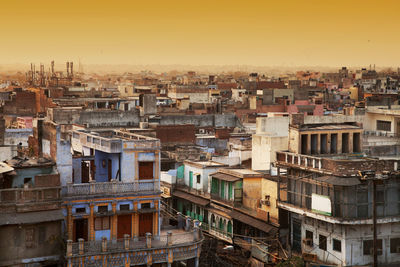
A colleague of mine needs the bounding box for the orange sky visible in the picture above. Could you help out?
[0,0,399,67]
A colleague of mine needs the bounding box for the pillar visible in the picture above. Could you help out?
[67,206,73,240]
[349,131,353,153]
[338,133,342,154]
[89,204,95,240]
[307,134,311,154]
[112,202,117,240]
[101,237,107,252]
[124,234,130,250]
[146,233,152,248]
[167,231,172,246]
[78,238,84,255]
[327,133,331,154]
[317,134,321,154]
[66,240,72,257]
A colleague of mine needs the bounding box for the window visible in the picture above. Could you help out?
[319,234,327,251]
[76,207,86,213]
[98,205,108,213]
[120,204,130,211]
[196,174,201,184]
[305,230,313,247]
[390,238,400,253]
[24,177,32,184]
[25,228,35,248]
[333,239,342,252]
[357,190,368,218]
[95,217,110,230]
[363,239,382,255]
[141,203,151,209]
[377,120,391,131]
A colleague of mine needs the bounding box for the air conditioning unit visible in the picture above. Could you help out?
[199,129,205,134]
[303,238,313,247]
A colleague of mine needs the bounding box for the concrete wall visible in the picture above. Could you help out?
[183,164,223,193]
[261,178,279,223]
[256,116,289,135]
[252,135,288,171]
[0,146,17,162]
[242,177,262,210]
[0,221,62,266]
[159,114,238,128]
[94,150,120,182]
[364,112,400,134]
[4,128,33,146]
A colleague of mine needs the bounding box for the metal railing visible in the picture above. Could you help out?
[62,180,160,196]
[0,187,61,203]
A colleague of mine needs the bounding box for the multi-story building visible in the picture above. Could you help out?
[64,129,203,266]
[0,158,63,267]
[276,115,400,266]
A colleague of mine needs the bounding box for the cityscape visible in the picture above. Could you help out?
[1,1,400,267]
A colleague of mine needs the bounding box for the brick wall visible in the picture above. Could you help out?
[156,124,195,144]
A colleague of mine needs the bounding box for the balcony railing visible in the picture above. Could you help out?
[62,180,160,197]
[276,151,323,171]
[0,187,61,204]
[67,228,203,257]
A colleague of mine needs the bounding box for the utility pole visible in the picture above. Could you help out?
[372,178,377,267]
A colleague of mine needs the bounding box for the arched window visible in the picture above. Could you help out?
[227,221,232,234]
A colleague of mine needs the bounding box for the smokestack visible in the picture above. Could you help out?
[70,62,73,77]
[51,61,55,74]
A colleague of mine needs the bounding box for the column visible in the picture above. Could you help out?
[327,133,331,154]
[134,152,139,180]
[317,134,321,154]
[337,133,342,154]
[307,134,311,155]
[89,204,95,241]
[112,202,117,240]
[349,131,353,153]
[67,206,73,240]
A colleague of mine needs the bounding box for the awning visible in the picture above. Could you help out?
[211,172,241,182]
[172,190,210,206]
[315,176,361,186]
[0,209,64,225]
[229,210,277,235]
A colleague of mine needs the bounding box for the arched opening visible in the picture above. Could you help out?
[227,221,232,234]
[211,214,215,228]
[219,218,223,231]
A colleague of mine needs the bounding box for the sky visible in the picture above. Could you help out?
[0,0,399,67]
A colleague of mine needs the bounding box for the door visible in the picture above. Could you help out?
[220,181,225,199]
[90,160,96,181]
[117,215,132,239]
[108,159,112,181]
[228,182,233,200]
[81,161,89,183]
[189,171,193,188]
[139,213,153,236]
[139,162,153,180]
[292,219,302,252]
[73,219,88,242]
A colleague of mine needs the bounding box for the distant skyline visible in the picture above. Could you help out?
[1,0,400,67]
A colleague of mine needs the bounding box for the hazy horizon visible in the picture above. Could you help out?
[1,0,400,68]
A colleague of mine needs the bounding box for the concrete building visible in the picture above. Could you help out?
[252,115,289,173]
[276,116,400,266]
[65,130,203,266]
[0,159,63,267]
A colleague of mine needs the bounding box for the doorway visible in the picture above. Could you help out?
[73,218,88,241]
[117,214,132,239]
[139,213,153,236]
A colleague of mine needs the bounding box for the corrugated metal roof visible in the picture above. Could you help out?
[172,190,209,206]
[229,210,277,235]
[211,172,241,182]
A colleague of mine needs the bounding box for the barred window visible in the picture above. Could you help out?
[377,120,391,131]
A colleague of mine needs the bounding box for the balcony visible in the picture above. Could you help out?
[62,180,160,197]
[0,187,61,212]
[66,228,203,266]
[276,151,399,176]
